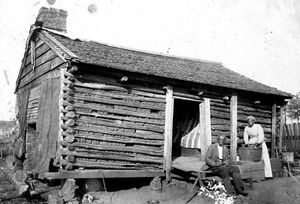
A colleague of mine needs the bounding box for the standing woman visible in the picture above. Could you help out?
[243,116,273,179]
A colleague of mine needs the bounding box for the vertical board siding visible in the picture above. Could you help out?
[26,78,60,172]
[65,81,166,170]
[26,85,41,123]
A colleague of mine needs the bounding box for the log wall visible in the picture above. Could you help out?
[57,69,166,170]
[209,95,273,147]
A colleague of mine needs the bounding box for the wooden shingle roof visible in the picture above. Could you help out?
[41,29,292,98]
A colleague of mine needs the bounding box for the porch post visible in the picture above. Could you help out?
[279,106,284,153]
[230,93,238,161]
[200,98,211,161]
[164,85,174,182]
[271,103,277,158]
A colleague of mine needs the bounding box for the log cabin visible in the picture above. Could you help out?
[14,7,292,183]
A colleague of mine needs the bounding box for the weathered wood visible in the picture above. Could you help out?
[28,78,61,172]
[279,106,284,153]
[77,111,164,126]
[64,135,75,143]
[66,155,76,163]
[76,117,164,133]
[75,133,163,146]
[74,94,165,111]
[73,160,160,169]
[19,57,64,88]
[230,93,238,161]
[61,151,163,164]
[4,169,29,195]
[271,103,276,157]
[63,78,73,85]
[65,119,76,126]
[75,126,164,140]
[43,169,165,180]
[72,142,163,156]
[75,86,166,103]
[164,85,174,182]
[74,82,166,99]
[64,71,74,79]
[17,68,62,93]
[199,98,212,161]
[74,103,164,119]
[68,65,78,73]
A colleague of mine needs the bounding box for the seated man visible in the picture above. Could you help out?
[201,135,248,196]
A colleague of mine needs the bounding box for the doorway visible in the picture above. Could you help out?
[172,99,201,158]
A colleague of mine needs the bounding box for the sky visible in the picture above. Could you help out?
[0,0,300,120]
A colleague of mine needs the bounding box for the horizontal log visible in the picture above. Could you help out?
[64,71,74,79]
[238,105,271,114]
[77,111,164,126]
[66,106,75,111]
[74,103,165,119]
[77,117,164,133]
[68,66,78,73]
[73,160,149,170]
[74,82,166,99]
[63,78,73,86]
[74,94,165,111]
[72,142,163,156]
[61,151,163,164]
[75,126,164,140]
[64,135,75,143]
[66,155,76,163]
[75,133,164,146]
[65,119,76,126]
[75,86,166,103]
[42,169,165,179]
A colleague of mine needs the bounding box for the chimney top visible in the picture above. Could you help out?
[35,7,68,32]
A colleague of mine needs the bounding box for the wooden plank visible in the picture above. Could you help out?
[164,85,174,182]
[28,78,60,172]
[18,57,63,88]
[23,42,51,75]
[17,68,61,93]
[42,169,165,180]
[200,102,205,161]
[230,93,238,161]
[204,98,212,151]
[279,106,284,153]
[271,103,277,158]
[23,49,57,79]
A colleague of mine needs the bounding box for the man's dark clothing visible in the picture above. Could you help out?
[201,143,244,194]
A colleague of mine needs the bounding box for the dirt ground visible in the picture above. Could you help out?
[1,157,300,204]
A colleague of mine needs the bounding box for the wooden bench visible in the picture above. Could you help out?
[171,157,253,204]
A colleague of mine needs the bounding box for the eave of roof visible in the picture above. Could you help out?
[39,29,293,98]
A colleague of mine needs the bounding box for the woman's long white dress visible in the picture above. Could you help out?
[244,124,273,178]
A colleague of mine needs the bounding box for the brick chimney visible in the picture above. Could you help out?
[35,7,67,32]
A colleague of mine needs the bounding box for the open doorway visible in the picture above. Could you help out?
[172,99,201,158]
